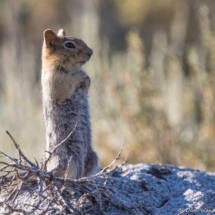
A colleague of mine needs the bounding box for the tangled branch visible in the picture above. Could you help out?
[0,131,147,215]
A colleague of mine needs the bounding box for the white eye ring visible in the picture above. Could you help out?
[64,42,75,49]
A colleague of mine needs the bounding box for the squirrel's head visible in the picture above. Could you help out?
[42,29,93,70]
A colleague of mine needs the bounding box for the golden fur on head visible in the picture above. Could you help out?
[42,29,93,102]
[42,29,93,71]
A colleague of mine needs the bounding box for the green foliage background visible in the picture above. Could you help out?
[0,0,215,171]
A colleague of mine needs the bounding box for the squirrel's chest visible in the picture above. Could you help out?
[59,89,88,116]
[42,70,81,102]
[45,88,88,122]
[45,89,90,147]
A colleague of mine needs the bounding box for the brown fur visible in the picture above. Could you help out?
[42,29,93,103]
[41,29,98,179]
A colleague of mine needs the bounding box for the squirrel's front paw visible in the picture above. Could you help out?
[80,74,90,93]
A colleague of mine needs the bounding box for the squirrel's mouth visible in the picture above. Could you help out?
[79,56,91,65]
[79,61,86,65]
[79,59,90,65]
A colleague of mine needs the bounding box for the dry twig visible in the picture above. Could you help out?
[0,130,145,214]
[43,122,78,171]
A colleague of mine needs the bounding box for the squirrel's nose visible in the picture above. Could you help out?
[87,48,93,57]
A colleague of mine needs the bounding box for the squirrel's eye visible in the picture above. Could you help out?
[65,42,75,49]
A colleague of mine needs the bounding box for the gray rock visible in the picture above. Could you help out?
[1,163,215,214]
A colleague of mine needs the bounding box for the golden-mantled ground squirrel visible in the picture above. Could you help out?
[41,29,98,179]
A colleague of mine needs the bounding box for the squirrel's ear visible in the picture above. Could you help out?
[57,29,66,37]
[43,29,56,47]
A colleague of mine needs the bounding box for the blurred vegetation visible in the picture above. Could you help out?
[0,0,215,171]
